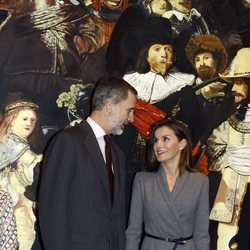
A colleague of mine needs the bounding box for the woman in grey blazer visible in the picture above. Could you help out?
[126,119,209,250]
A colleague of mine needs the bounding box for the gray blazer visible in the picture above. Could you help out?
[38,120,126,250]
[126,167,209,250]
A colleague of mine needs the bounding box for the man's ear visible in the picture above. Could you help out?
[105,100,113,113]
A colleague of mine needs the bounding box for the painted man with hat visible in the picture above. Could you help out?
[106,5,198,144]
[122,15,195,107]
[106,5,198,215]
[162,0,210,38]
[207,47,250,250]
[120,9,203,148]
[185,34,228,100]
[185,34,236,140]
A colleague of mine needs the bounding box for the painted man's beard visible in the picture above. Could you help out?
[158,65,168,76]
[198,65,216,81]
[232,90,250,105]
[151,62,172,76]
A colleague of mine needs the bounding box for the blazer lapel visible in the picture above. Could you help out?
[171,170,188,200]
[156,167,184,235]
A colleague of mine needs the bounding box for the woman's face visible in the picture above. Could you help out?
[12,109,37,140]
[153,125,186,165]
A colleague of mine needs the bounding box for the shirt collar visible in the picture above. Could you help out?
[86,117,106,139]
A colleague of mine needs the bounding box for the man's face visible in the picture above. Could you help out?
[150,0,168,16]
[168,0,192,14]
[108,90,136,135]
[147,44,173,76]
[1,0,31,14]
[232,78,249,104]
[194,52,217,80]
[102,0,123,10]
[242,0,250,8]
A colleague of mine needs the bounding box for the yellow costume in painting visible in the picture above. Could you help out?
[0,134,42,250]
[208,112,250,250]
[208,48,250,250]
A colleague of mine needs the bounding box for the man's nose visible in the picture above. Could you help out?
[232,84,237,91]
[128,110,134,123]
[201,58,206,65]
[160,49,167,57]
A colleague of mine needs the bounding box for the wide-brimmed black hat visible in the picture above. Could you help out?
[106,4,190,76]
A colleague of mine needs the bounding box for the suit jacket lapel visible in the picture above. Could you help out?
[79,121,111,199]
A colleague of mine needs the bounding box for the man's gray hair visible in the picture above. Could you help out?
[91,77,137,111]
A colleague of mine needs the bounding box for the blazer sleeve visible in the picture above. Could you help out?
[193,176,210,250]
[38,131,76,250]
[126,173,144,250]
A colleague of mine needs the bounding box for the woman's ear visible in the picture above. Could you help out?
[179,138,187,150]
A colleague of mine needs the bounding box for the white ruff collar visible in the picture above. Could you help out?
[162,8,201,21]
[244,104,250,122]
[123,71,195,104]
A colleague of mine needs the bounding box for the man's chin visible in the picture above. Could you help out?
[198,72,214,81]
[113,128,124,136]
[234,96,246,104]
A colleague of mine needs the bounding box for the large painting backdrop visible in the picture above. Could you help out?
[0,0,249,249]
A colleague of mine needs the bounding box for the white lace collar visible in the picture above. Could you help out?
[123,71,195,104]
[244,104,250,122]
[162,8,201,21]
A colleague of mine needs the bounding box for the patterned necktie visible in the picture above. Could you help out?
[104,135,114,197]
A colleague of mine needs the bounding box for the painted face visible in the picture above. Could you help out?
[150,0,168,16]
[153,126,186,165]
[108,90,136,135]
[147,44,173,76]
[194,52,217,80]
[168,0,192,14]
[12,109,37,140]
[232,78,249,104]
[242,0,250,8]
[102,0,123,10]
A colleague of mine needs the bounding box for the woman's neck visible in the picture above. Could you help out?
[162,164,179,192]
[162,163,179,178]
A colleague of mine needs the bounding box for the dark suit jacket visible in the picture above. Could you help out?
[238,183,250,250]
[38,120,126,250]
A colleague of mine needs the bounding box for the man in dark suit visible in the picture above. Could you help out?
[37,77,137,250]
